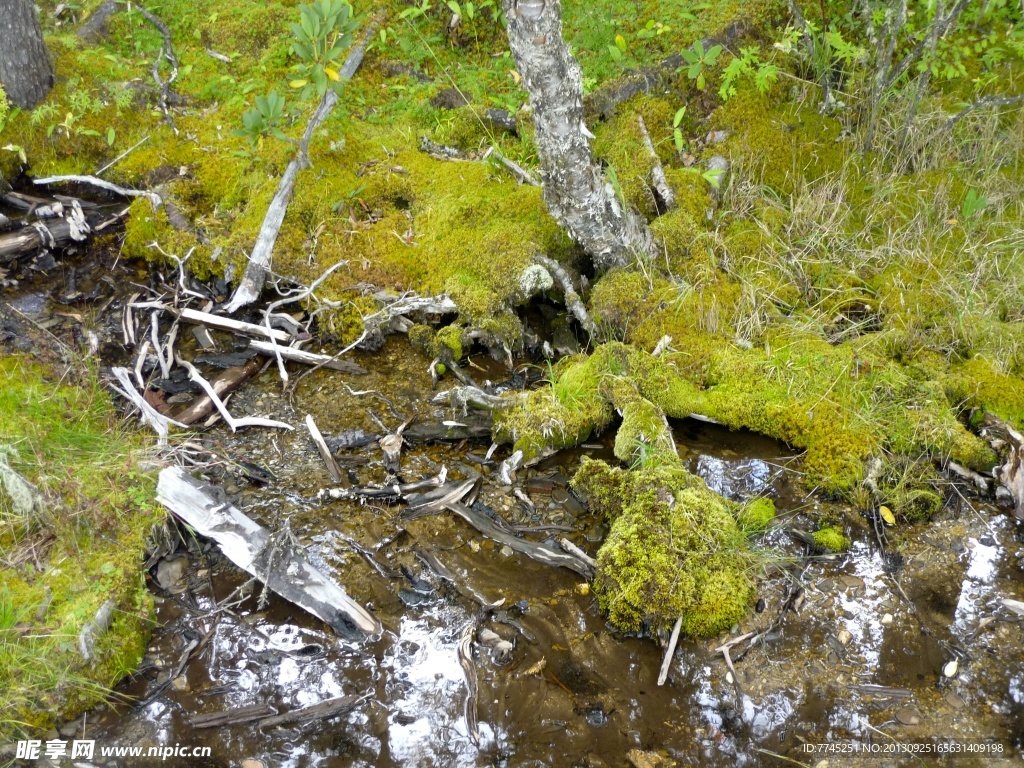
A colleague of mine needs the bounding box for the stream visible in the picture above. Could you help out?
[3,231,1024,768]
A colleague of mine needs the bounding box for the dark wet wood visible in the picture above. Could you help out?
[171,356,264,426]
[190,703,278,729]
[258,693,369,729]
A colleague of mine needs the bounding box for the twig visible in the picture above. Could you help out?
[637,115,675,210]
[306,414,346,486]
[33,173,162,208]
[176,356,294,432]
[96,134,151,176]
[135,5,180,134]
[484,146,540,186]
[223,21,378,313]
[458,622,480,746]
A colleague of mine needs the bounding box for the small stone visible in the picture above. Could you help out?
[978,535,995,547]
[171,675,188,691]
[945,691,966,709]
[881,613,894,625]
[895,707,922,725]
[837,629,852,646]
[626,749,663,768]
[241,760,267,768]
[575,582,590,595]
[943,659,959,678]
[468,539,480,553]
[499,545,514,558]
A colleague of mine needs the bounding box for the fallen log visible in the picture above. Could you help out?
[156,467,382,639]
[0,209,106,262]
[170,306,294,342]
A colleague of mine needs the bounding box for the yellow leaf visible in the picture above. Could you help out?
[289,79,308,88]
[879,505,896,525]
[325,67,340,82]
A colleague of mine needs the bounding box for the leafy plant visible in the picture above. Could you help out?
[288,0,359,100]
[961,188,987,219]
[636,20,671,41]
[608,33,628,63]
[234,90,289,150]
[679,39,722,90]
[719,47,778,101]
[672,106,686,153]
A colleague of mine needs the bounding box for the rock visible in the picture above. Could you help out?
[241,760,266,768]
[705,129,729,144]
[944,691,966,709]
[626,749,664,768]
[155,555,188,592]
[837,629,852,646]
[77,0,119,41]
[895,707,921,725]
[484,108,518,135]
[943,659,959,678]
[500,545,514,558]
[881,613,894,625]
[170,675,188,691]
[430,87,469,109]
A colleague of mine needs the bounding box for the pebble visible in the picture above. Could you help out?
[837,629,852,646]
[895,707,922,725]
[943,659,959,678]
[499,545,514,558]
[839,575,865,589]
[945,691,966,709]
[881,613,894,625]
[626,748,664,768]
[978,535,996,547]
[241,760,267,768]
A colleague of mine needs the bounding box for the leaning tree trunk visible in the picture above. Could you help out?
[0,0,54,109]
[502,0,656,271]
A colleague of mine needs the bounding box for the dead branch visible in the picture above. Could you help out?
[224,21,377,313]
[170,306,294,343]
[135,5,180,134]
[33,174,162,208]
[177,356,294,432]
[458,622,480,746]
[108,366,187,446]
[172,356,264,426]
[247,340,367,374]
[532,254,597,337]
[306,414,346,486]
[485,146,540,186]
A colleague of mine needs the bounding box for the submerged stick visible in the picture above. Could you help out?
[223,21,377,313]
[458,622,480,745]
[177,357,293,432]
[657,615,683,686]
[307,414,346,486]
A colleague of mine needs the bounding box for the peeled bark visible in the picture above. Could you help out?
[502,0,656,271]
[0,0,54,109]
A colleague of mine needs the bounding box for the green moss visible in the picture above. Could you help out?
[812,526,851,553]
[0,356,160,740]
[737,497,775,533]
[572,458,755,636]
[613,397,675,466]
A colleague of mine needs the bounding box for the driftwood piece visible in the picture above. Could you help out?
[306,415,345,486]
[258,692,370,729]
[190,703,278,729]
[172,356,264,426]
[224,22,377,313]
[33,174,162,207]
[108,366,187,446]
[78,599,116,662]
[248,339,367,375]
[986,412,1024,520]
[156,467,382,638]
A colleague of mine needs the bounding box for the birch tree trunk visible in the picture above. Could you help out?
[0,0,54,109]
[502,0,656,271]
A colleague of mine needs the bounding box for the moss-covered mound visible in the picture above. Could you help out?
[571,457,770,636]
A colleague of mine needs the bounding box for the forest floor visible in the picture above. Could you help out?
[2,0,1024,753]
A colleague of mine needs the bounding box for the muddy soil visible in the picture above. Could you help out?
[3,242,1023,768]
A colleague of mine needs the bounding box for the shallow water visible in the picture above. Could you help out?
[3,243,1023,767]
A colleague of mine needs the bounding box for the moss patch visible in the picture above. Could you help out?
[572,457,757,636]
[0,356,160,739]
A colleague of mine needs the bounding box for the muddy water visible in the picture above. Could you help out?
[3,245,1023,767]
